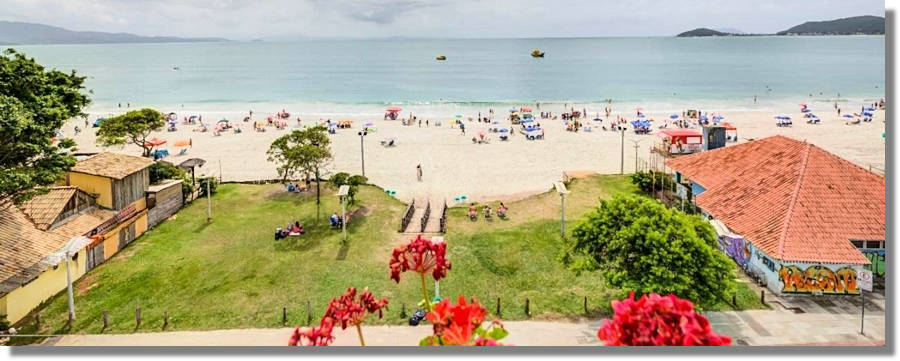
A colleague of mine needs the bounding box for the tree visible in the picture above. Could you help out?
[329,172,368,205]
[565,195,736,310]
[148,161,194,202]
[96,108,165,157]
[267,126,332,209]
[0,49,90,204]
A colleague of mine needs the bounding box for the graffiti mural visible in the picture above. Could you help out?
[862,250,885,277]
[718,235,750,267]
[778,265,859,294]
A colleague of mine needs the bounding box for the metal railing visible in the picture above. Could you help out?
[420,201,431,233]
[439,201,448,234]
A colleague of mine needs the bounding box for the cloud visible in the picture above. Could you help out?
[0,0,886,39]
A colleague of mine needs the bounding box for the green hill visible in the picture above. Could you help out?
[776,15,885,35]
[677,28,731,37]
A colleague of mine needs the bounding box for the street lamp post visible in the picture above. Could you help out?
[65,251,75,321]
[337,185,350,244]
[358,130,368,177]
[631,140,642,173]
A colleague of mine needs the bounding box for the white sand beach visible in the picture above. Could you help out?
[65,104,886,204]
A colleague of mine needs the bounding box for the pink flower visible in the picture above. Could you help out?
[597,292,731,346]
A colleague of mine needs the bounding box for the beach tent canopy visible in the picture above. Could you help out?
[775,115,791,120]
[720,122,737,131]
[386,106,402,113]
[174,139,192,147]
[218,119,229,123]
[509,108,518,113]
[670,114,679,119]
[499,128,509,133]
[455,114,463,119]
[144,138,167,147]
[523,113,534,119]
[521,107,533,113]
[864,106,876,111]
[862,111,874,117]
[659,129,703,144]
[843,114,855,118]
[520,118,534,123]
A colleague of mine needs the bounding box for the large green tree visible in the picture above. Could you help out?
[267,126,333,206]
[96,108,165,157]
[565,195,736,310]
[0,49,90,204]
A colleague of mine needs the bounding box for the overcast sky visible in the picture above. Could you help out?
[1,0,886,39]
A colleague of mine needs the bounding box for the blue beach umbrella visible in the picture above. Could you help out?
[509,108,518,113]
[862,111,874,117]
[492,120,500,125]
[499,128,509,133]
[713,115,724,120]
[843,114,855,118]
[670,114,679,119]
[699,115,708,121]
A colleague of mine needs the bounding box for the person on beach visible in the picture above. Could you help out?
[118,102,121,108]
[418,119,422,127]
[753,95,757,103]
[416,164,423,181]
[426,119,429,127]
[838,108,841,116]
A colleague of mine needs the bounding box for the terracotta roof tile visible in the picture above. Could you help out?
[70,152,154,180]
[666,135,882,265]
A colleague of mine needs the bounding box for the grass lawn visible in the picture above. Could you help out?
[15,175,764,339]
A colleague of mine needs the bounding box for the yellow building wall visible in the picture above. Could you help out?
[99,211,148,260]
[0,249,87,324]
[68,173,113,209]
[135,213,148,234]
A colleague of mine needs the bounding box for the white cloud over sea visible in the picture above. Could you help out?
[0,0,885,39]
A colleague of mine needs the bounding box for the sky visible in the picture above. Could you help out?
[0,0,886,40]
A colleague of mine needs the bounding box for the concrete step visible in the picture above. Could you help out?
[404,206,426,233]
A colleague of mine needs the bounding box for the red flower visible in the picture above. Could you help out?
[289,317,335,346]
[390,235,452,282]
[596,292,731,346]
[422,295,508,346]
[325,287,389,330]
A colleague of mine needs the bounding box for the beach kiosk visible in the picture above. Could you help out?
[655,129,703,156]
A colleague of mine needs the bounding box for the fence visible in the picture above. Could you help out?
[399,199,416,232]
[439,201,448,234]
[420,201,431,233]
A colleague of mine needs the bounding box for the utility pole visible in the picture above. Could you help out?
[620,129,625,174]
[65,251,75,321]
[206,178,211,223]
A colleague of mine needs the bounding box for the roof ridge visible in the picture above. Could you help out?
[775,141,811,260]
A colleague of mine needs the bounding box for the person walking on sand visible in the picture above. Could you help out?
[418,119,422,127]
[416,164,423,182]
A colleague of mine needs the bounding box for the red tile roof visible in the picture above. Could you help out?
[666,135,883,265]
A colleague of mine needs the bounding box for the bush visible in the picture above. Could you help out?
[329,172,368,204]
[565,195,736,310]
[198,177,218,197]
[630,171,675,194]
[148,162,194,202]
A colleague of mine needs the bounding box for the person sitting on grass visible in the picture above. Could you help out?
[330,212,343,228]
[497,202,508,218]
[483,205,492,219]
[290,221,305,235]
[468,203,478,220]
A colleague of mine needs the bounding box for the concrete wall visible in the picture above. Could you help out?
[0,249,87,324]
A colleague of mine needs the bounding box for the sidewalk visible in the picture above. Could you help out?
[41,308,884,346]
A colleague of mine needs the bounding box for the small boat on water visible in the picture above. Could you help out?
[436,55,447,61]
[531,49,545,58]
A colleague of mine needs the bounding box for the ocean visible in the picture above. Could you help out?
[9,36,885,116]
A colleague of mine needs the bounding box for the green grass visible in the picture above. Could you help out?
[14,175,763,340]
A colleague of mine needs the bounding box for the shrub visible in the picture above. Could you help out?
[197,177,218,197]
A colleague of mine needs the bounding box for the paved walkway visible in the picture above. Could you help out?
[41,300,885,346]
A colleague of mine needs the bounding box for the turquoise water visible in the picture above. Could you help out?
[9,36,885,111]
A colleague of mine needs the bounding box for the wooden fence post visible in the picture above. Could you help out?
[400,303,407,319]
[282,307,287,325]
[525,298,530,317]
[163,310,169,330]
[306,300,312,326]
[135,307,141,331]
[35,313,41,332]
[102,311,108,332]
[496,297,501,317]
[732,295,737,308]
[760,290,765,305]
[583,296,588,314]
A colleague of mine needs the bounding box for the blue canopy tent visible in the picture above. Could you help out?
[669,114,679,119]
[862,111,875,117]
[843,114,855,118]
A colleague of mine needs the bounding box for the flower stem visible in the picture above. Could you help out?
[420,272,431,311]
[356,323,366,346]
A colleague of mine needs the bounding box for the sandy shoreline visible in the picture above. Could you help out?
[65,103,886,204]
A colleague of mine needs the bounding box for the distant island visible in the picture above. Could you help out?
[678,15,884,37]
[776,15,885,35]
[0,21,228,45]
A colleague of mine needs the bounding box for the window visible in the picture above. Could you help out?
[866,241,883,249]
[851,240,864,248]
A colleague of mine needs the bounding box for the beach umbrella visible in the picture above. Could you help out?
[523,113,534,119]
[862,111,874,117]
[521,107,533,113]
[593,118,603,122]
[635,106,643,111]
[864,106,876,111]
[843,114,855,118]
[145,138,167,147]
[478,130,486,136]
[499,128,509,133]
[492,120,499,125]
[365,122,374,127]
[521,118,534,123]
[218,119,229,123]
[798,103,807,107]
[699,115,708,121]
[669,114,679,119]
[386,106,402,112]
[713,115,724,120]
[775,115,790,120]
[455,114,463,119]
